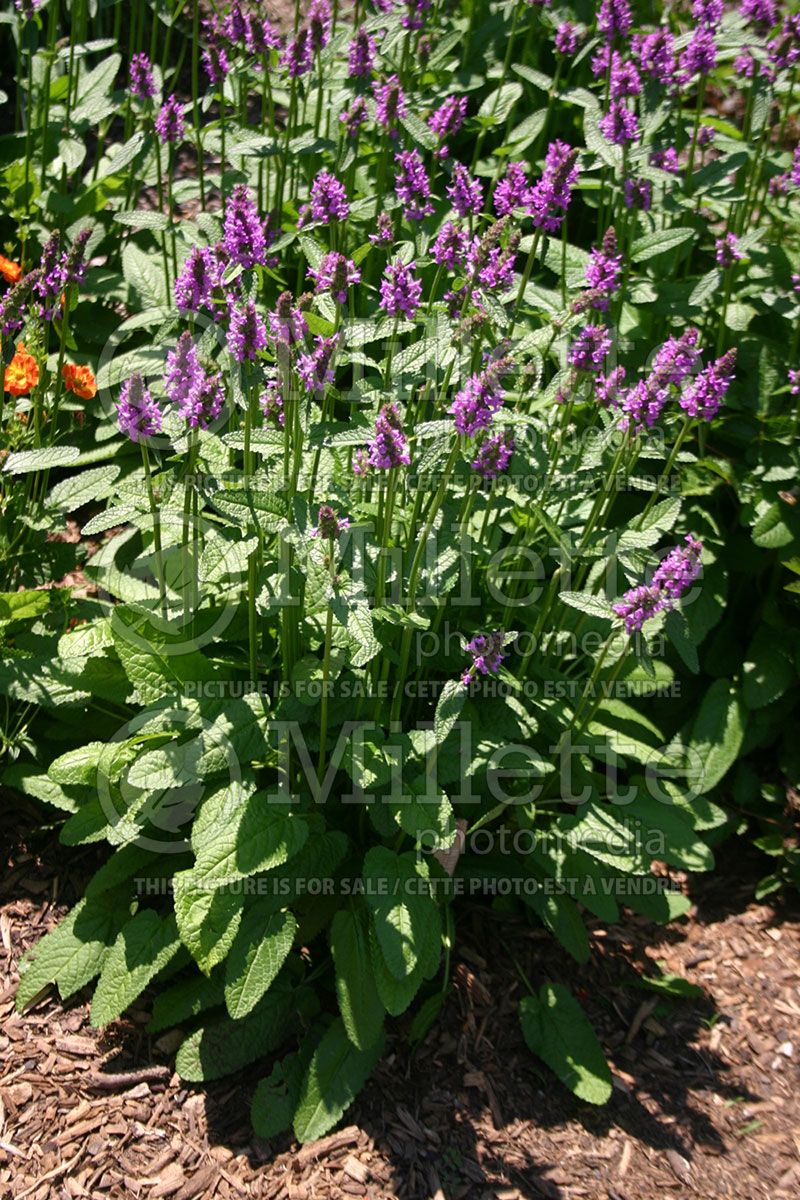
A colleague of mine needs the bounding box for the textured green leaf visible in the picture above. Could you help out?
[16,897,126,1009]
[689,680,745,793]
[173,870,244,975]
[330,904,385,1050]
[175,980,297,1081]
[90,910,181,1027]
[519,983,612,1105]
[293,1018,385,1143]
[224,905,297,1019]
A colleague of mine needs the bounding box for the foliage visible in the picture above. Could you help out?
[2,0,799,1140]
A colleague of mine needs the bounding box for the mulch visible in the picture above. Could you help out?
[2,799,799,1200]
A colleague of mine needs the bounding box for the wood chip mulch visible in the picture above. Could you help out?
[2,800,800,1200]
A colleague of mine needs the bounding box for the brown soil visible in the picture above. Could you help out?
[2,800,799,1200]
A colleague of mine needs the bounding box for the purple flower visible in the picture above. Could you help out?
[462,631,504,687]
[613,536,703,633]
[599,101,639,145]
[715,233,742,268]
[428,95,467,156]
[312,505,350,539]
[494,161,529,216]
[791,144,800,188]
[352,448,370,476]
[348,26,376,76]
[308,170,349,223]
[401,0,431,31]
[395,149,434,221]
[735,51,755,79]
[651,329,702,390]
[632,29,676,86]
[789,369,800,396]
[692,0,723,28]
[650,147,680,174]
[451,360,509,436]
[130,53,156,101]
[63,228,91,285]
[652,535,704,601]
[697,125,716,149]
[202,38,230,85]
[155,94,185,144]
[624,177,652,210]
[340,96,369,137]
[260,378,285,427]
[585,229,622,311]
[432,221,468,270]
[175,246,222,314]
[596,366,627,407]
[297,334,339,395]
[367,402,410,470]
[223,185,267,269]
[244,13,282,55]
[569,325,612,372]
[768,15,800,71]
[471,430,514,478]
[379,258,422,318]
[680,28,717,79]
[222,0,247,46]
[446,161,482,218]
[528,141,580,233]
[228,299,268,361]
[281,27,313,77]
[308,0,332,53]
[679,348,736,421]
[368,212,394,245]
[555,23,579,55]
[0,271,36,334]
[117,374,162,442]
[183,373,225,429]
[307,252,361,303]
[34,233,66,320]
[165,331,203,409]
[598,0,631,40]
[373,75,407,135]
[742,0,777,28]
[610,52,641,99]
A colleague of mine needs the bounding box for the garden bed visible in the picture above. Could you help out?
[3,803,798,1200]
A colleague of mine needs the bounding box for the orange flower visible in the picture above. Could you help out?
[4,343,39,396]
[62,362,97,400]
[0,254,22,285]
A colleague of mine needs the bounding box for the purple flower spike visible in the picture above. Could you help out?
[428,95,467,157]
[598,0,631,40]
[446,161,483,218]
[165,331,203,408]
[281,27,313,77]
[130,53,157,101]
[679,348,736,421]
[451,359,510,436]
[462,631,505,687]
[348,27,377,77]
[494,162,529,216]
[117,374,162,442]
[228,299,268,361]
[379,258,422,318]
[599,101,639,145]
[569,325,612,372]
[175,246,222,314]
[307,252,361,303]
[373,75,408,135]
[585,228,622,310]
[613,535,703,634]
[395,149,435,221]
[340,96,369,138]
[312,505,350,539]
[297,334,339,396]
[432,222,468,270]
[471,430,515,479]
[367,402,410,470]
[624,177,652,210]
[528,141,580,233]
[155,94,185,144]
[715,234,742,268]
[223,185,267,268]
[308,170,350,223]
[555,23,579,55]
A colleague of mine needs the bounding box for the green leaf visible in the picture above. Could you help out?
[173,870,244,975]
[519,983,612,1105]
[122,242,167,306]
[631,227,696,263]
[434,679,464,744]
[478,82,523,124]
[175,981,298,1081]
[293,1018,385,1144]
[191,784,309,885]
[0,590,52,624]
[251,1038,317,1138]
[330,904,385,1050]
[90,910,181,1027]
[16,896,126,1009]
[224,905,297,1019]
[742,629,795,710]
[147,971,225,1033]
[3,446,80,475]
[561,591,613,621]
[664,608,699,674]
[689,680,745,793]
[363,848,437,981]
[47,465,120,512]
